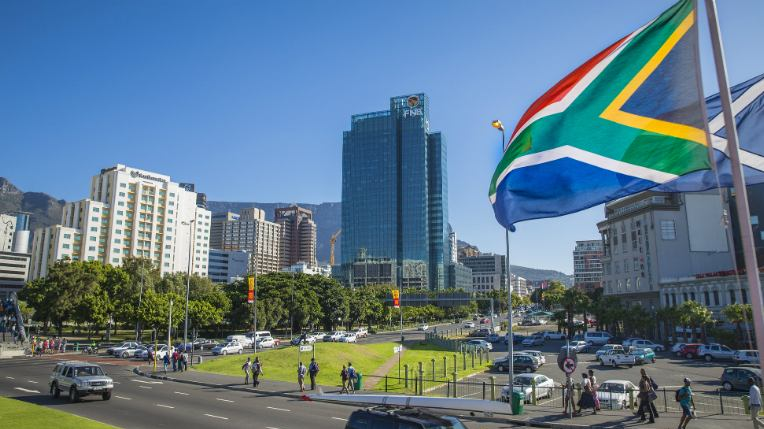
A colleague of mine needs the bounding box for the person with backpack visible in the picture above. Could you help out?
[308,357,319,390]
[163,352,170,375]
[297,361,307,392]
[340,365,349,394]
[242,357,252,385]
[346,362,357,393]
[252,357,263,388]
[677,377,695,429]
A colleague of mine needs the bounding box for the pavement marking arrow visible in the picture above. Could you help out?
[14,387,40,394]
[203,414,229,420]
[267,406,291,412]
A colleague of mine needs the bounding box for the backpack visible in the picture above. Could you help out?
[254,363,262,375]
[675,388,682,402]
[348,367,356,379]
[310,362,319,374]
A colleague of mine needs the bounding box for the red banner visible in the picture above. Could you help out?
[247,276,255,304]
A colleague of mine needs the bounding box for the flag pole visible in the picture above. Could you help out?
[703,0,764,363]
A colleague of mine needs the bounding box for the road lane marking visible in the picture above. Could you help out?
[113,381,121,384]
[114,395,131,400]
[5,376,14,380]
[266,427,280,429]
[27,380,39,384]
[14,387,40,393]
[131,379,162,384]
[216,398,234,403]
[332,417,348,421]
[203,414,229,420]
[138,386,152,389]
[267,406,290,412]
[156,404,175,409]
[174,391,190,396]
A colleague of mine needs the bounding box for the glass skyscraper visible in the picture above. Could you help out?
[341,94,450,290]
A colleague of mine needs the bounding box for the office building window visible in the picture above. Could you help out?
[729,290,736,304]
[690,292,696,301]
[660,220,676,240]
[713,290,720,306]
[704,291,710,305]
[671,293,677,306]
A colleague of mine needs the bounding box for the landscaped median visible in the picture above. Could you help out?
[193,342,396,387]
[0,396,117,429]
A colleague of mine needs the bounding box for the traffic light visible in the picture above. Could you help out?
[392,289,400,309]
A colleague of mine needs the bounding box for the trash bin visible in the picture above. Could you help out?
[512,391,525,415]
[743,395,750,415]
[354,373,363,391]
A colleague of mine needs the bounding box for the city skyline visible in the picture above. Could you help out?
[3,1,763,274]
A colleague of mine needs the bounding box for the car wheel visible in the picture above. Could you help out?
[223,351,227,356]
[102,391,111,401]
[704,355,713,362]
[69,387,79,403]
[238,349,242,354]
[723,381,733,391]
[612,361,617,368]
[686,353,694,359]
[628,365,633,368]
[122,352,129,358]
[599,359,605,366]
[676,351,682,357]
[50,383,60,399]
[497,365,504,372]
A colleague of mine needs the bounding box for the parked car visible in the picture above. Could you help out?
[469,328,491,337]
[291,333,318,346]
[108,341,140,356]
[595,344,625,360]
[521,350,546,365]
[463,321,476,328]
[679,343,704,359]
[466,339,492,351]
[522,335,544,347]
[226,334,253,348]
[733,350,760,365]
[340,333,358,343]
[501,373,555,403]
[629,339,665,352]
[568,341,589,353]
[311,332,326,341]
[511,334,527,345]
[492,355,539,373]
[479,317,490,324]
[486,333,501,343]
[541,331,566,340]
[211,341,243,355]
[354,328,369,338]
[113,343,142,358]
[346,406,467,429]
[599,350,636,368]
[121,345,146,359]
[520,319,535,326]
[256,336,276,349]
[195,338,218,350]
[621,337,644,348]
[630,347,656,364]
[584,331,613,346]
[324,331,346,342]
[721,367,762,391]
[417,324,429,331]
[698,344,736,362]
[597,380,639,410]
[671,342,687,355]
[49,361,114,402]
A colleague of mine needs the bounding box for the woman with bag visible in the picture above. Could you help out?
[575,373,597,415]
[637,371,657,423]
[588,369,600,411]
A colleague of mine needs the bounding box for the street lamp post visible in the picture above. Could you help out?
[492,119,514,398]
[182,219,195,357]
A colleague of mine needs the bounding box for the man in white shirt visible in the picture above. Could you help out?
[749,377,762,425]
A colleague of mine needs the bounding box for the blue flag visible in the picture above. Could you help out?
[655,73,764,192]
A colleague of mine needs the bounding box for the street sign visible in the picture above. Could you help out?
[563,357,576,374]
[299,345,313,352]
[557,348,577,371]
[392,289,400,308]
[393,346,402,353]
[247,276,255,304]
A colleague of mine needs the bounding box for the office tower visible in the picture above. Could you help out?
[210,211,240,249]
[275,205,317,268]
[221,207,282,274]
[573,240,604,293]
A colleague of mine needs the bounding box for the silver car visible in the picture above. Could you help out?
[49,361,113,402]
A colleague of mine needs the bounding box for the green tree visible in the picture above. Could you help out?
[721,303,753,345]
[542,281,566,309]
[678,301,713,342]
[560,288,590,338]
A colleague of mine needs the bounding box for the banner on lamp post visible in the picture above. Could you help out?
[247,276,255,304]
[392,289,400,309]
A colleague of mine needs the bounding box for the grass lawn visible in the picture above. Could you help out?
[194,342,396,387]
[376,341,491,394]
[0,396,117,429]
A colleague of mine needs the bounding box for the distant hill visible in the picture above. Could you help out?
[206,201,341,264]
[0,177,65,236]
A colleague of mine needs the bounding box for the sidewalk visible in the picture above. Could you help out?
[133,365,752,429]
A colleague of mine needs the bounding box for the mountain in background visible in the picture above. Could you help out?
[0,177,65,235]
[206,201,341,264]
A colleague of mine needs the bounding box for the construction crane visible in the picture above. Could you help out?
[329,229,341,266]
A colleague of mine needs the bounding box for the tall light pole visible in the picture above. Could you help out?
[492,119,514,396]
[135,258,145,342]
[182,219,195,354]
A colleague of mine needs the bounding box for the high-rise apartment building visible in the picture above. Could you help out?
[221,208,282,274]
[210,211,240,249]
[275,205,317,268]
[341,93,450,290]
[573,240,604,293]
[30,164,211,279]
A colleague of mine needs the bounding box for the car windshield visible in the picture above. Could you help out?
[74,366,104,376]
[513,377,534,386]
[599,383,626,393]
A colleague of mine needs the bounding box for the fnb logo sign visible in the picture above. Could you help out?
[402,108,423,118]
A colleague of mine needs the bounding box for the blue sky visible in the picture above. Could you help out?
[2,1,763,273]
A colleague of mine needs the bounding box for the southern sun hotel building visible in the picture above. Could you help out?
[30,165,211,279]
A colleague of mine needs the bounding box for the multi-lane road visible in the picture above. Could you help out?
[0,354,519,429]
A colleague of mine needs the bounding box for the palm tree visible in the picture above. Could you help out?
[560,288,591,338]
[655,307,678,345]
[721,303,752,342]
[678,301,713,342]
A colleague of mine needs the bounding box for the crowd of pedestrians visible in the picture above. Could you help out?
[30,336,67,356]
[162,348,188,374]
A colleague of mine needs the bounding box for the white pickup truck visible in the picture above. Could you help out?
[599,350,636,368]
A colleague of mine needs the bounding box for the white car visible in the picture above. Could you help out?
[621,337,643,347]
[311,332,326,341]
[733,350,760,365]
[521,350,546,365]
[120,345,146,359]
[109,342,141,356]
[698,344,736,361]
[324,331,346,342]
[567,341,589,353]
[597,380,639,410]
[595,344,625,360]
[212,341,243,355]
[340,333,358,343]
[152,345,175,361]
[599,350,636,367]
[671,342,687,355]
[353,328,369,338]
[522,335,544,346]
[463,321,476,329]
[541,331,566,340]
[418,324,429,331]
[501,373,555,403]
[255,336,276,349]
[629,339,665,352]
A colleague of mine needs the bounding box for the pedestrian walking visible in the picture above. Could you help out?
[588,369,600,411]
[639,368,660,419]
[172,350,178,372]
[677,377,695,429]
[297,361,307,392]
[346,362,357,393]
[308,358,320,390]
[242,357,252,385]
[163,352,170,374]
[61,338,67,353]
[637,370,656,423]
[749,377,761,424]
[340,365,349,394]
[575,372,596,415]
[252,357,262,388]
